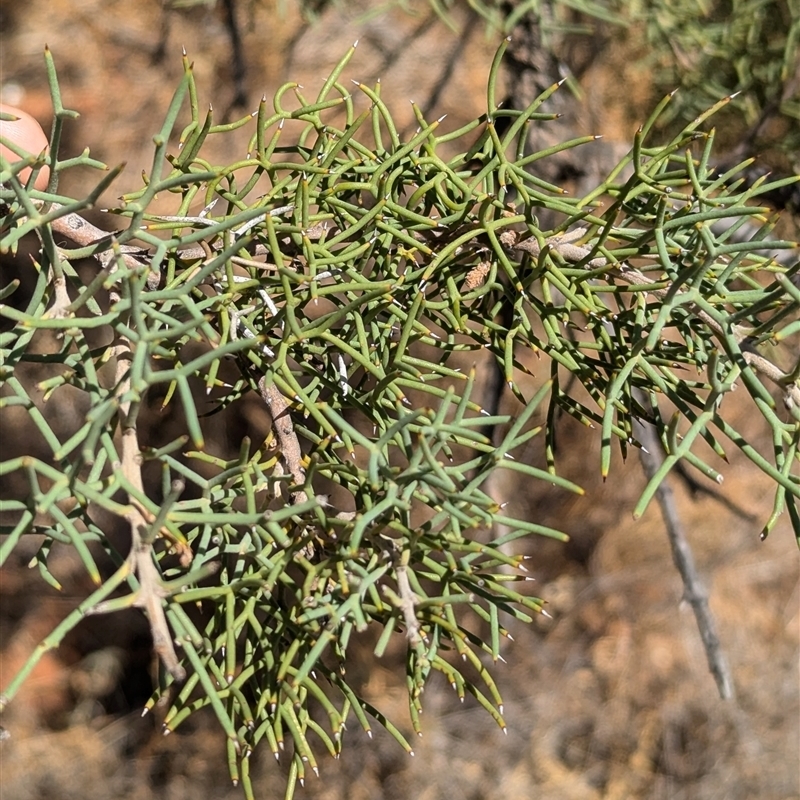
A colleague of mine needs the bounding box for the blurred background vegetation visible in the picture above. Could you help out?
[0,1,797,799]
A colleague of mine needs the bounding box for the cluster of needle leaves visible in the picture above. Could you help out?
[639,0,800,144]
[1,39,798,799]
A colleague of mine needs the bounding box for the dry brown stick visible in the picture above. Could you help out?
[509,231,800,411]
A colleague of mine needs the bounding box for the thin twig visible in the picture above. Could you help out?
[50,209,148,267]
[49,204,298,277]
[258,377,307,506]
[395,562,422,648]
[634,411,735,700]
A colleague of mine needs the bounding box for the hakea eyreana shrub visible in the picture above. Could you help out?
[1,41,798,797]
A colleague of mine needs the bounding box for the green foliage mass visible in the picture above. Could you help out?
[1,39,798,799]
[363,0,800,157]
[639,0,800,149]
